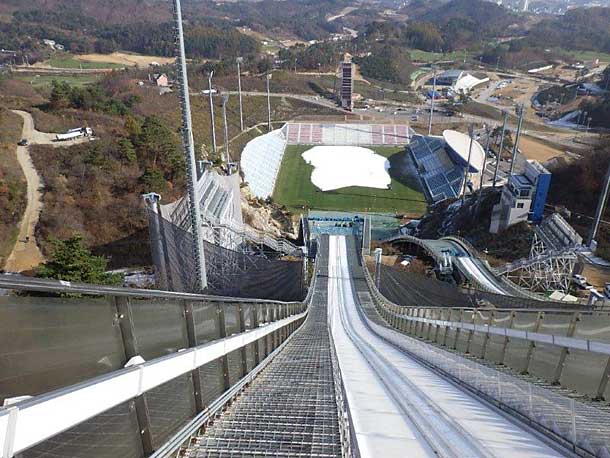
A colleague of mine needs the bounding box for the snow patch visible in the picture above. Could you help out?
[302,145,391,191]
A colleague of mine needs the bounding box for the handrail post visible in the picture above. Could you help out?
[553,312,579,384]
[216,303,231,391]
[251,304,260,365]
[524,312,544,374]
[113,296,155,455]
[183,300,204,412]
[238,304,248,377]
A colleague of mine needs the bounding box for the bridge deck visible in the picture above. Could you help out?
[188,237,342,457]
[187,235,568,457]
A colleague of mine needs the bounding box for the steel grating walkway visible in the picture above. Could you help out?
[187,239,342,457]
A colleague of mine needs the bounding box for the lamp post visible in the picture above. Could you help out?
[236,57,244,132]
[462,124,475,204]
[428,66,437,136]
[493,111,508,188]
[207,71,217,154]
[221,93,231,173]
[266,71,272,132]
[509,104,524,176]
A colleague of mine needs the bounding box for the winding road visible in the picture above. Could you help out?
[4,111,87,272]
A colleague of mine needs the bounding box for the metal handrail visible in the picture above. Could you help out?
[0,274,300,304]
[0,311,306,458]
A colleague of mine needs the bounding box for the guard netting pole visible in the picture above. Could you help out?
[172,0,207,291]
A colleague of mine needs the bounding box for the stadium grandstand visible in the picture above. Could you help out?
[241,126,288,199]
[159,167,243,251]
[241,122,413,199]
[408,130,485,203]
[434,70,489,93]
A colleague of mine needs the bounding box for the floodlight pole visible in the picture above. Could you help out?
[428,66,437,136]
[236,57,244,132]
[587,162,610,248]
[172,0,207,291]
[493,111,508,188]
[221,93,231,172]
[509,104,524,176]
[266,71,272,132]
[480,124,491,192]
[207,71,217,154]
[462,124,475,204]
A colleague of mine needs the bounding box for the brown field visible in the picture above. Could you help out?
[519,136,566,162]
[76,52,174,68]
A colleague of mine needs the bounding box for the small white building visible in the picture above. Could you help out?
[434,70,489,94]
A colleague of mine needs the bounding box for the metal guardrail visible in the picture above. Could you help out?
[0,275,298,302]
[0,312,305,458]
[0,274,310,458]
[360,253,610,457]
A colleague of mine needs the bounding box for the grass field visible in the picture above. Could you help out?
[15,74,101,88]
[409,49,473,63]
[45,55,124,69]
[273,145,427,215]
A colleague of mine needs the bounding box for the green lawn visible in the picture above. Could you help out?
[15,74,101,88]
[45,55,124,69]
[409,49,473,63]
[273,145,427,215]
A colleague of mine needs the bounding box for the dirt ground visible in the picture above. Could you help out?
[581,264,610,289]
[4,111,90,272]
[76,52,174,68]
[518,136,566,163]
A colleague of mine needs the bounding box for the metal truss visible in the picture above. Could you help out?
[503,231,577,294]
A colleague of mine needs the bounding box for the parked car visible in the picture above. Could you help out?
[17,138,28,146]
[572,274,588,288]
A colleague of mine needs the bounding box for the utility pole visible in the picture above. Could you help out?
[221,93,231,173]
[266,71,272,132]
[428,66,437,136]
[172,0,207,291]
[462,124,475,204]
[493,111,508,188]
[587,163,610,248]
[207,71,217,154]
[509,104,524,176]
[236,57,244,132]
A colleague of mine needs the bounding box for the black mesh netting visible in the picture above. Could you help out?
[147,209,305,301]
[377,263,587,310]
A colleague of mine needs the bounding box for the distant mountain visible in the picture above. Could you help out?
[525,7,610,53]
[417,0,520,36]
[0,0,172,25]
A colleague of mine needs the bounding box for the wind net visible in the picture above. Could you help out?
[147,208,306,301]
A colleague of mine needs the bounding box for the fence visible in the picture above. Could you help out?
[375,262,590,310]
[360,258,610,457]
[147,206,306,301]
[0,276,308,458]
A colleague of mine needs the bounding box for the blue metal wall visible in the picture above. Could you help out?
[530,172,551,222]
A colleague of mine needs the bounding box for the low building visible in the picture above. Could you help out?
[489,160,551,233]
[433,70,489,94]
[153,73,169,87]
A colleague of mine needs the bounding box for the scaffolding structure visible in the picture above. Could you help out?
[502,214,581,294]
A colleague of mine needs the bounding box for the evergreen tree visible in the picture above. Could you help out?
[37,235,123,285]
